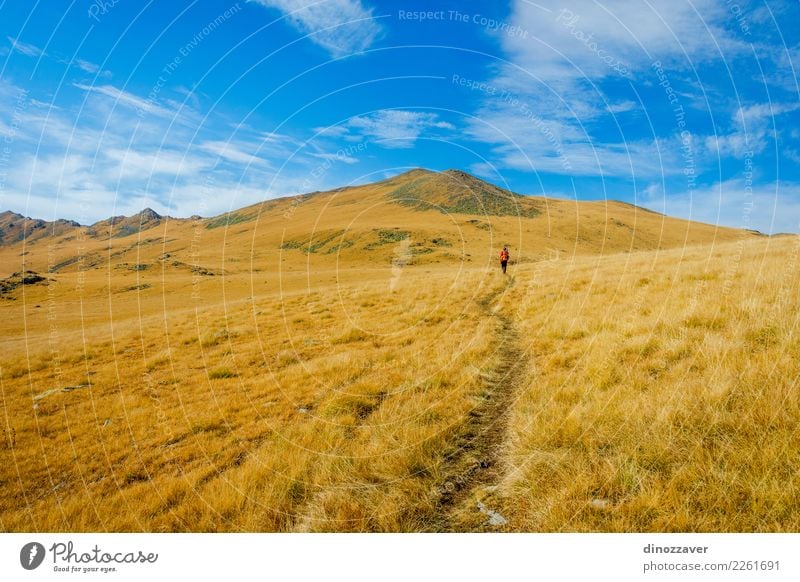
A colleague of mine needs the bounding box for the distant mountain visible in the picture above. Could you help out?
[0,208,173,245]
[0,211,81,245]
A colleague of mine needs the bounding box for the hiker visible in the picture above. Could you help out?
[499,246,509,274]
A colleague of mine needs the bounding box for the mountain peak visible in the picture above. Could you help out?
[84,207,165,239]
[0,210,27,222]
[136,208,162,221]
[439,168,494,186]
[392,167,434,179]
[442,168,471,177]
[385,168,541,218]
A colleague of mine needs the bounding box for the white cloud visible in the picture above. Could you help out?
[4,152,124,223]
[198,140,272,166]
[641,178,800,234]
[74,59,99,73]
[29,98,57,109]
[172,86,202,110]
[164,172,315,216]
[252,0,383,56]
[502,0,742,85]
[6,37,114,79]
[311,152,359,164]
[6,36,44,57]
[5,145,280,223]
[67,58,112,78]
[344,109,453,149]
[258,130,294,142]
[785,149,800,165]
[461,0,758,179]
[312,125,349,137]
[607,100,638,113]
[704,101,800,158]
[73,83,172,117]
[463,95,682,178]
[104,148,209,179]
[0,79,356,222]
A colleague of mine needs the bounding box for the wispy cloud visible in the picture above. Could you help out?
[73,83,171,117]
[252,0,383,56]
[463,94,684,178]
[198,139,273,167]
[311,151,359,164]
[641,178,800,235]
[607,100,638,114]
[343,109,453,149]
[502,0,742,84]
[0,79,358,222]
[6,36,44,57]
[461,0,777,181]
[312,125,350,138]
[704,102,800,158]
[72,58,100,73]
[7,36,112,77]
[67,58,112,78]
[104,148,209,179]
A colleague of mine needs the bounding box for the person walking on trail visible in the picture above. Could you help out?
[499,246,510,274]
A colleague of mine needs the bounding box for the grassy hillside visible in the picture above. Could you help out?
[1,169,793,532]
[0,168,756,281]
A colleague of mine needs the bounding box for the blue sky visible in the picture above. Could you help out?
[0,0,798,233]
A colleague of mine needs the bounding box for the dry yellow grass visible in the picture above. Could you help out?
[463,235,800,532]
[0,169,795,532]
[0,264,502,531]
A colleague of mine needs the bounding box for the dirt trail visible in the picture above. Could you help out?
[431,276,528,531]
[289,276,527,533]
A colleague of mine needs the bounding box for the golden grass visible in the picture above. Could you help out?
[0,172,794,532]
[4,235,798,531]
[0,259,503,531]
[468,235,800,532]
